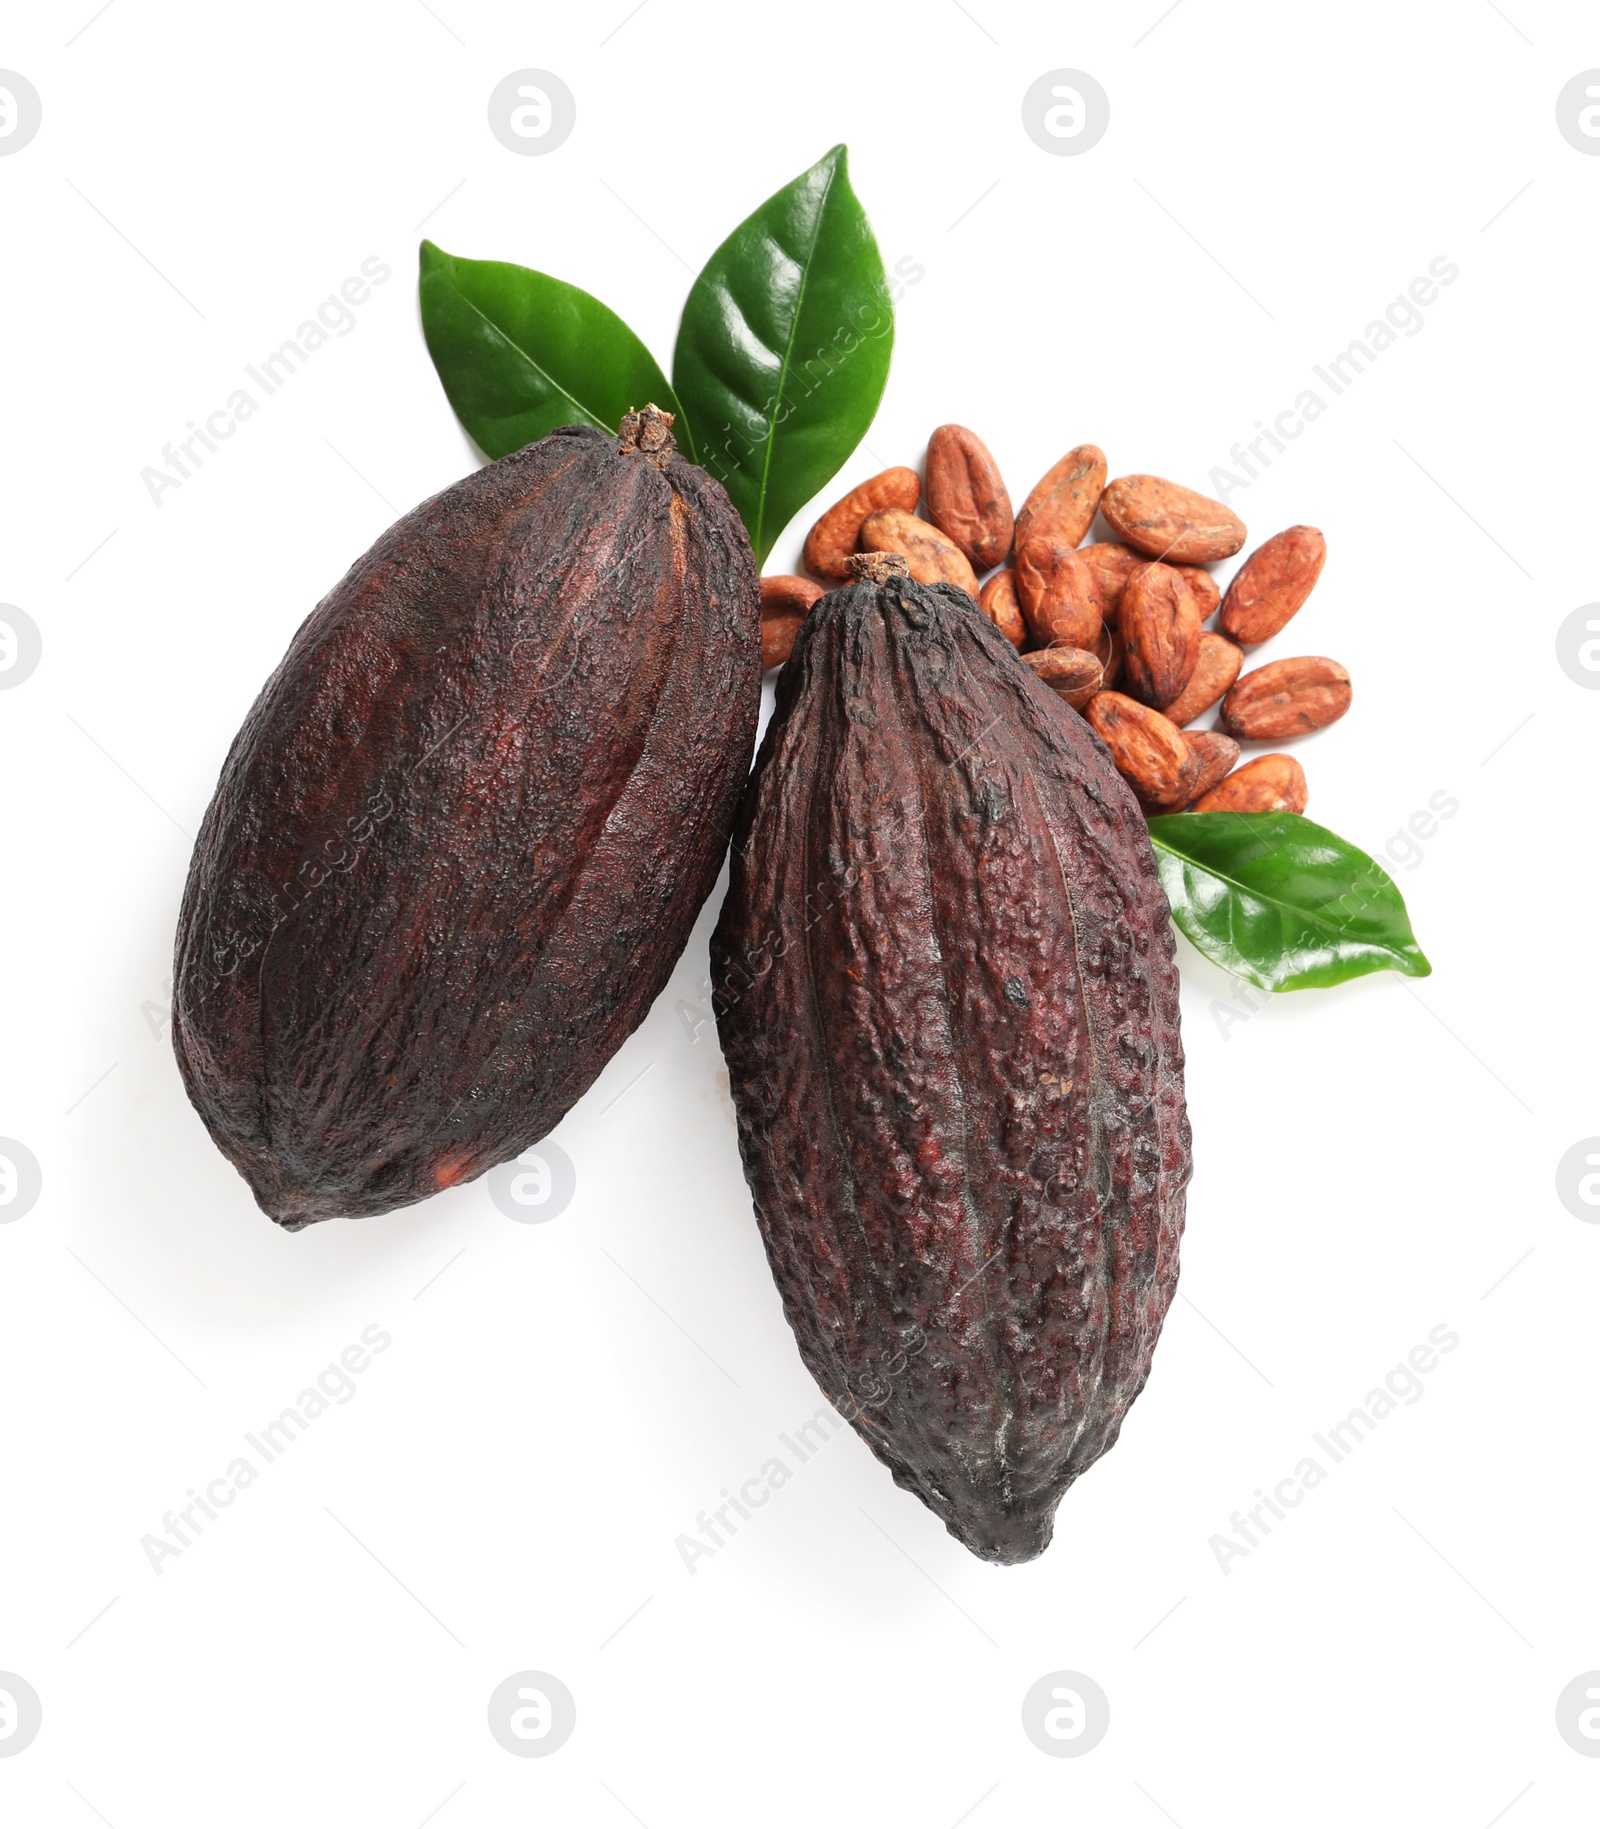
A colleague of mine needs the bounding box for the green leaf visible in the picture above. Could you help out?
[418,240,683,459]
[1145,811,1432,993]
[672,144,893,565]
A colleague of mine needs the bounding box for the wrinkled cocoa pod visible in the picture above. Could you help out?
[803,466,922,578]
[174,412,760,1228]
[1023,644,1103,710]
[1161,631,1243,727]
[1181,731,1241,805]
[925,424,1014,570]
[1119,562,1203,706]
[1192,753,1308,813]
[1218,525,1326,645]
[1220,656,1351,740]
[979,568,1027,648]
[1084,691,1199,811]
[1014,443,1107,552]
[1101,475,1246,563]
[1078,542,1142,625]
[712,571,1189,1564]
[859,509,980,597]
[1015,538,1102,649]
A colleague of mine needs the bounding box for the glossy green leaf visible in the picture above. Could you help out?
[1145,811,1432,993]
[418,240,682,459]
[672,144,893,564]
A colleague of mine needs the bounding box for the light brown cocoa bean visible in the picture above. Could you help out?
[1015,444,1107,552]
[925,425,1013,570]
[1100,474,1246,563]
[1120,562,1204,706]
[1014,537,1102,648]
[859,509,980,597]
[1182,731,1240,805]
[1084,691,1197,811]
[803,467,922,578]
[1094,620,1125,690]
[761,615,805,671]
[1023,646,1104,711]
[1078,542,1142,625]
[1160,631,1243,727]
[1220,656,1351,741]
[979,568,1026,647]
[760,574,824,619]
[1191,753,1308,813]
[1174,564,1221,619]
[1218,525,1326,645]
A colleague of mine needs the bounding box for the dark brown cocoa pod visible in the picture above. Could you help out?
[711,571,1190,1565]
[174,411,760,1228]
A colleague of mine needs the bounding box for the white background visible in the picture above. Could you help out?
[3,0,1597,1821]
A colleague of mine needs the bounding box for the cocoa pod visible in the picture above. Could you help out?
[1220,656,1351,741]
[1182,731,1241,805]
[1119,562,1204,706]
[760,575,823,671]
[803,466,922,578]
[1160,630,1243,727]
[1014,443,1107,551]
[712,571,1189,1564]
[1174,564,1221,620]
[1022,644,1103,710]
[1084,691,1199,811]
[859,509,980,598]
[925,424,1014,570]
[1078,542,1142,625]
[1191,753,1308,813]
[173,411,760,1228]
[1100,474,1246,563]
[1014,537,1102,649]
[1218,525,1326,645]
[978,568,1026,648]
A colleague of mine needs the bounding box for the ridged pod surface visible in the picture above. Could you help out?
[175,415,759,1228]
[711,569,1189,1563]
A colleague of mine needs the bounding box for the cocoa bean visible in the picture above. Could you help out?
[760,574,824,619]
[1191,753,1308,813]
[1218,525,1326,645]
[174,410,760,1227]
[1174,564,1221,620]
[803,466,922,578]
[1220,656,1351,741]
[1181,730,1241,805]
[762,615,805,671]
[1119,562,1204,706]
[1078,542,1142,625]
[1014,537,1101,649]
[1014,443,1107,551]
[1084,691,1199,811]
[712,571,1189,1564]
[925,424,1014,570]
[1100,474,1246,563]
[859,509,980,598]
[978,568,1027,648]
[1022,645,1103,710]
[1160,631,1243,727]
[1095,620,1125,690]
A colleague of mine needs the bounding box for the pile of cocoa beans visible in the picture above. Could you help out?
[760,433,1348,815]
